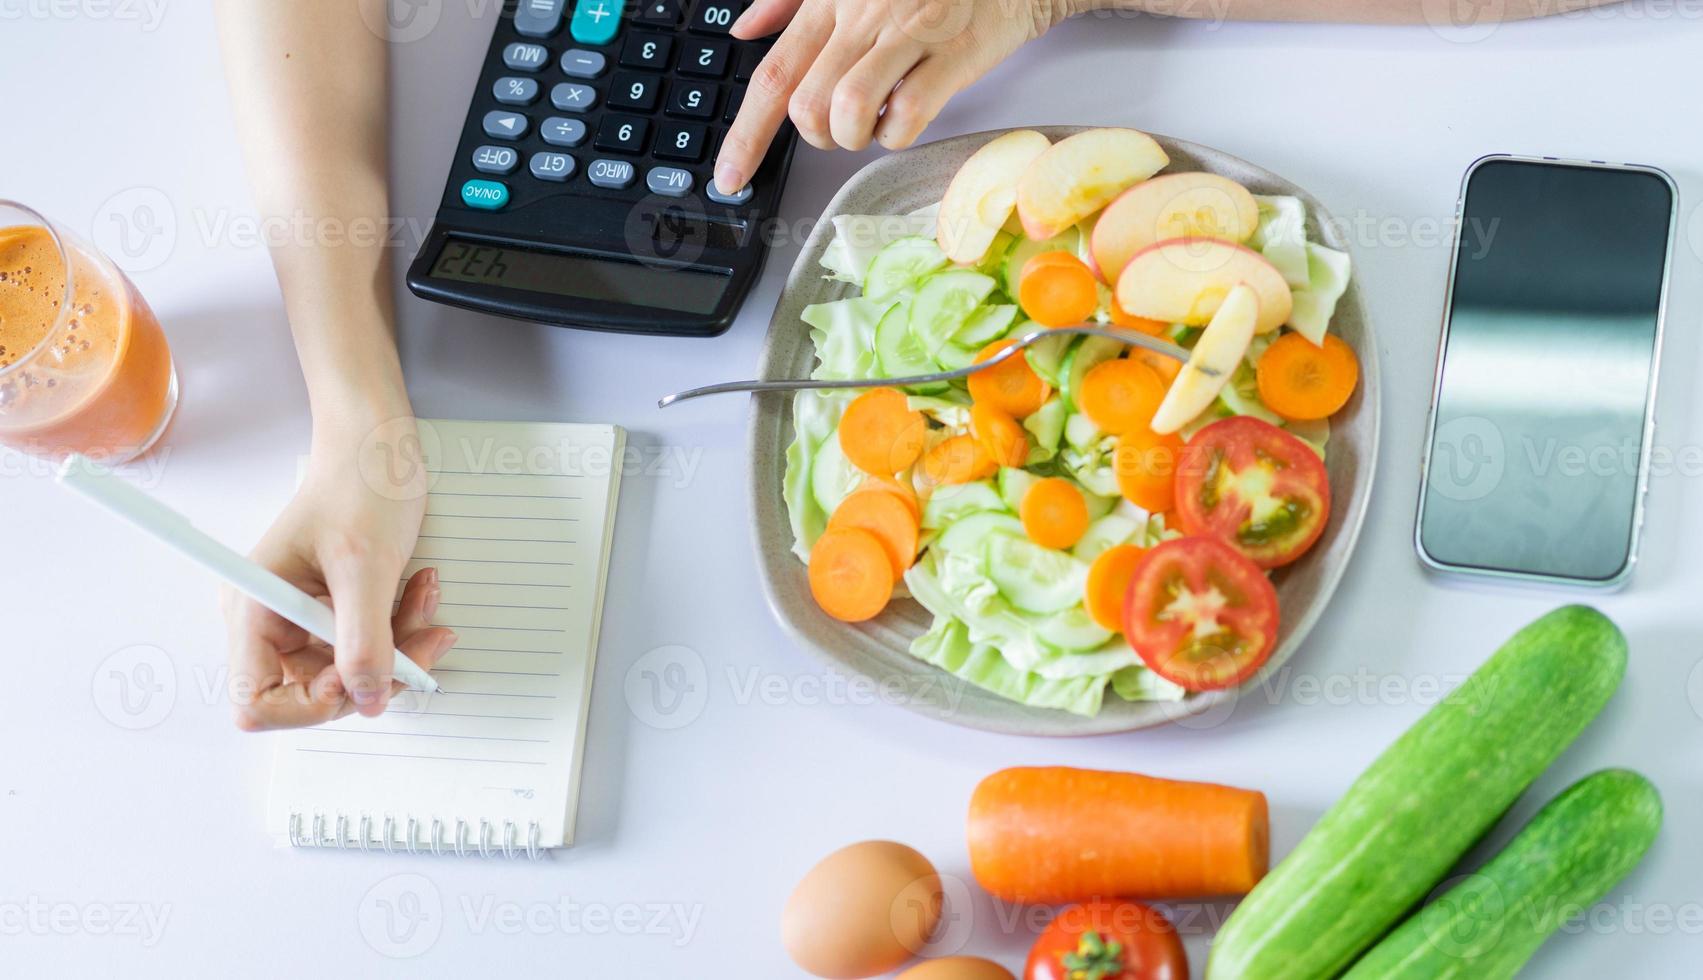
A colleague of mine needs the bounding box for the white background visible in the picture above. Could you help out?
[3,1,1702,975]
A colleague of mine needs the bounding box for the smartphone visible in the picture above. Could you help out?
[1415,154,1677,589]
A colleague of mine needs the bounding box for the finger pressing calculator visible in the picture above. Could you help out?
[405,0,797,337]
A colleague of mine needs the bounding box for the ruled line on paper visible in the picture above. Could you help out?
[309,728,553,745]
[294,748,548,766]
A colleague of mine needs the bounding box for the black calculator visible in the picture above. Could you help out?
[405,0,797,337]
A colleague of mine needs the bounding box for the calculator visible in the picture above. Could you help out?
[404,0,797,337]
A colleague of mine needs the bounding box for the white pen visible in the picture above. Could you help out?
[56,454,439,694]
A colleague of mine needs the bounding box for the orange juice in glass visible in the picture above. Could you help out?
[0,201,177,462]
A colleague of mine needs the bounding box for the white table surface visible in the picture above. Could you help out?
[4,4,1702,976]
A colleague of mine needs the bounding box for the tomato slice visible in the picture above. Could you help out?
[1122,536,1279,691]
[1024,900,1188,980]
[1174,416,1330,568]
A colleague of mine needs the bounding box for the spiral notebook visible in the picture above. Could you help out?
[267,418,624,858]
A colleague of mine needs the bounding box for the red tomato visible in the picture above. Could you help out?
[1123,536,1279,691]
[1173,416,1331,568]
[1024,900,1187,980]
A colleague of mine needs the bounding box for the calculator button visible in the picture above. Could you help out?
[550,82,599,112]
[569,0,620,45]
[633,0,682,25]
[513,0,566,37]
[559,49,607,78]
[666,81,718,119]
[735,45,764,81]
[678,38,730,78]
[529,151,577,182]
[471,144,520,174]
[482,110,529,139]
[607,71,662,111]
[689,1,740,34]
[594,114,651,153]
[619,32,672,70]
[587,158,637,189]
[724,85,744,123]
[460,179,510,210]
[503,42,549,72]
[705,180,753,206]
[492,76,540,105]
[654,122,707,161]
[646,166,694,197]
[540,116,588,146]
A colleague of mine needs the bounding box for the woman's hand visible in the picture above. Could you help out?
[220,417,456,730]
[714,0,1076,193]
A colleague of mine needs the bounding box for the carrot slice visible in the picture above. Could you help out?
[1020,477,1090,550]
[968,340,1051,418]
[808,527,896,622]
[1018,250,1098,327]
[828,488,920,578]
[920,433,999,486]
[968,766,1270,903]
[1256,332,1360,421]
[1114,428,1183,512]
[1077,359,1166,434]
[1085,544,1147,631]
[970,403,1029,468]
[859,474,921,523]
[1109,298,1169,336]
[1132,345,1181,387]
[838,387,928,475]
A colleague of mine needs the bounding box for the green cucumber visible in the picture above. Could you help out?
[1082,491,1115,521]
[997,467,1041,513]
[909,269,997,355]
[985,532,1090,613]
[1001,227,1079,296]
[934,341,979,371]
[1034,606,1114,653]
[937,511,1023,554]
[1063,412,1103,452]
[1061,336,1125,412]
[1023,398,1068,453]
[865,235,948,302]
[809,429,862,516]
[1207,605,1629,980]
[1344,769,1661,980]
[921,480,1006,530]
[1024,332,1075,388]
[873,303,945,392]
[956,303,1019,346]
[1071,513,1141,563]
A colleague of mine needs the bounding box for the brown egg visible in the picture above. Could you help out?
[897,956,1016,980]
[781,840,943,979]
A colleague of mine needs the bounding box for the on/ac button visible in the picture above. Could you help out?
[460,179,510,210]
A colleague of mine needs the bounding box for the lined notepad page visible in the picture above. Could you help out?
[267,419,624,853]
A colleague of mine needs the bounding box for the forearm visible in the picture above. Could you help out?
[214,0,408,431]
[1067,0,1620,23]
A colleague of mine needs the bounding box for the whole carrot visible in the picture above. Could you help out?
[967,767,1268,903]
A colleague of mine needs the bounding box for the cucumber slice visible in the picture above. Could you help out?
[809,430,863,516]
[1285,415,1330,459]
[1217,361,1285,425]
[978,230,1015,278]
[864,235,949,302]
[1063,412,1103,452]
[937,511,1024,554]
[1023,397,1068,453]
[921,480,1006,530]
[1034,606,1115,652]
[1001,227,1080,296]
[1071,513,1142,563]
[1073,464,1120,499]
[986,532,1091,613]
[1082,491,1116,521]
[1025,332,1076,387]
[1061,336,1125,411]
[934,341,979,371]
[997,467,1041,513]
[873,302,945,392]
[909,269,997,356]
[956,303,1019,347]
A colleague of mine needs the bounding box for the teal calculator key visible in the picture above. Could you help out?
[570,0,620,45]
[460,179,510,210]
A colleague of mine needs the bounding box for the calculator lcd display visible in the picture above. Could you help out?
[429,239,729,314]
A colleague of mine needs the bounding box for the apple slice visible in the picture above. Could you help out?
[1150,283,1259,434]
[1015,128,1169,242]
[1090,172,1259,282]
[936,129,1052,264]
[1115,238,1292,334]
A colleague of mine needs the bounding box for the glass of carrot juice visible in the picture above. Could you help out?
[0,201,178,462]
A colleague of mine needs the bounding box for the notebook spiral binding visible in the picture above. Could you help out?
[286,812,544,859]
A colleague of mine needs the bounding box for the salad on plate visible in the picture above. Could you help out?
[783,127,1358,717]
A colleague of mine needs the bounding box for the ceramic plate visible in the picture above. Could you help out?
[747,127,1380,735]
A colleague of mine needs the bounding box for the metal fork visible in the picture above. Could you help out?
[656,323,1190,408]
